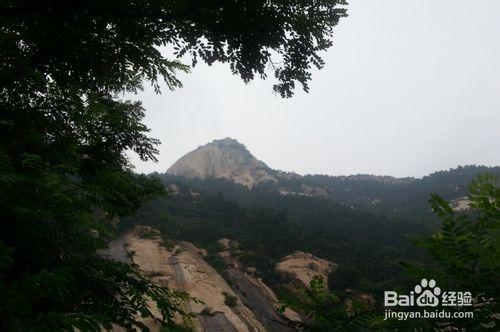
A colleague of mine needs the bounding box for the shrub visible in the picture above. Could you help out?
[200,306,215,316]
[223,292,238,307]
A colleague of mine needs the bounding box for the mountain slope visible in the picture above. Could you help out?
[167,138,276,188]
[105,227,299,331]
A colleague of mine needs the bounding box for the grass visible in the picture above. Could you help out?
[137,228,160,239]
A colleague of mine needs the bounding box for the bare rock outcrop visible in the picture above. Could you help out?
[105,230,304,331]
[107,227,265,331]
[451,196,470,211]
[167,138,276,189]
[216,239,300,330]
[166,138,330,197]
[275,251,335,290]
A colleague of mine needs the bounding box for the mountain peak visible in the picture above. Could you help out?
[213,137,242,146]
[167,138,276,188]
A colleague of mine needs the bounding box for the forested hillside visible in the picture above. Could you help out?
[123,165,500,299]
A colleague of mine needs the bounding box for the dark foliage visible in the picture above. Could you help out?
[410,174,500,329]
[279,174,499,330]
[280,276,382,331]
[1,0,347,97]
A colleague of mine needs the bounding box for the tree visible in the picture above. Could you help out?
[0,0,347,330]
[415,173,500,330]
[279,276,381,331]
[1,0,347,98]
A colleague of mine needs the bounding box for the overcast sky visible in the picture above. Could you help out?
[128,0,500,178]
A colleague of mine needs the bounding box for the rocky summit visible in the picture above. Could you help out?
[167,138,277,188]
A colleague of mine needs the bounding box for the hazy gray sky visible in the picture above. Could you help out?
[128,0,500,178]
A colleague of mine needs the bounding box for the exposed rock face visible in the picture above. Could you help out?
[215,238,301,330]
[451,196,470,211]
[226,268,300,330]
[218,238,236,251]
[104,230,307,331]
[275,251,335,290]
[105,227,265,331]
[167,138,329,197]
[279,184,328,198]
[167,138,276,189]
[166,183,180,196]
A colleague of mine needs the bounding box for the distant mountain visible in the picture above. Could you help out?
[167,138,277,188]
[166,138,500,203]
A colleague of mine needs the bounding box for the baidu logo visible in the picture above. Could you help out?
[414,278,441,307]
[384,278,471,308]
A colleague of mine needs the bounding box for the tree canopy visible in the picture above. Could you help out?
[1,0,347,98]
[415,174,500,329]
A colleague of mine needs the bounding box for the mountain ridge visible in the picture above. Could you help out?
[166,138,500,198]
